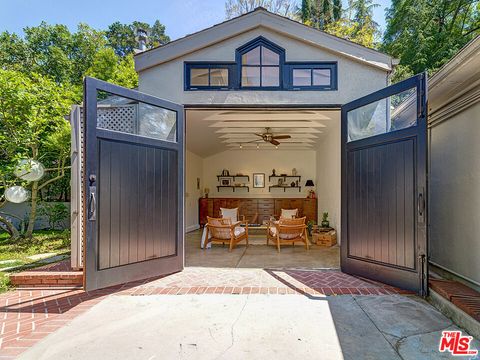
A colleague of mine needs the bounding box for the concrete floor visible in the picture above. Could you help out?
[18,294,479,360]
[185,229,340,269]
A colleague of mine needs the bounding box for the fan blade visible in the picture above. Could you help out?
[246,139,262,143]
[272,135,291,140]
[270,139,280,146]
[253,133,264,137]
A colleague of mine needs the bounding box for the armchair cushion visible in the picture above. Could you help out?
[280,209,298,219]
[220,207,238,222]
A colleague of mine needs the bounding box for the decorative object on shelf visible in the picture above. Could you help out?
[278,178,284,186]
[280,173,287,177]
[321,212,330,228]
[290,181,296,187]
[221,178,231,186]
[221,169,230,176]
[272,169,276,176]
[204,187,210,198]
[305,179,315,198]
[253,173,265,188]
[292,168,297,176]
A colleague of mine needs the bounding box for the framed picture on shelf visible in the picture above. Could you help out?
[221,178,231,186]
[253,173,265,188]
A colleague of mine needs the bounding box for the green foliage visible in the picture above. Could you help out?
[86,49,138,88]
[382,0,480,82]
[300,0,343,29]
[39,202,70,230]
[106,20,170,57]
[225,0,297,19]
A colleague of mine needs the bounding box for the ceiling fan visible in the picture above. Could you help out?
[248,127,291,146]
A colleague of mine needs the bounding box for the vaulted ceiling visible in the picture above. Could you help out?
[186,108,340,157]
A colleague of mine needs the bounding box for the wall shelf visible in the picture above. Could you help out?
[269,185,302,192]
[217,185,250,192]
[269,175,301,181]
[217,175,250,181]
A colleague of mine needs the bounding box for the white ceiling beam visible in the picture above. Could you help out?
[201,113,332,121]
[209,121,326,128]
[226,143,314,148]
[215,127,324,134]
[221,138,315,143]
[219,133,319,139]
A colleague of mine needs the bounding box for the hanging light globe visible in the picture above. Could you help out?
[14,159,45,182]
[4,186,30,203]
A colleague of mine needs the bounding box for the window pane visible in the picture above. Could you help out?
[292,69,311,86]
[313,69,331,86]
[97,91,177,142]
[262,66,279,87]
[242,46,260,65]
[347,87,417,142]
[242,66,260,86]
[210,68,228,86]
[262,46,279,65]
[190,68,209,86]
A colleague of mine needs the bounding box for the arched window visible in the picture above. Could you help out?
[237,37,283,88]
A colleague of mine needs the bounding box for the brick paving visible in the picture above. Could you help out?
[0,267,410,359]
[9,261,83,288]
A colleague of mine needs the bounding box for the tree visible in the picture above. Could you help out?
[225,0,297,19]
[299,0,342,29]
[382,0,480,82]
[0,69,72,238]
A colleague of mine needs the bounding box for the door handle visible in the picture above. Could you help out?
[418,193,425,216]
[88,188,96,221]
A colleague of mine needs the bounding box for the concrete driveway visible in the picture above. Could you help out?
[17,293,479,360]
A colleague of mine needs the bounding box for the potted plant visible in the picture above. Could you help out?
[321,212,330,228]
[307,220,315,236]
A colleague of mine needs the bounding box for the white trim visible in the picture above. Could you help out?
[135,9,393,72]
[186,224,201,233]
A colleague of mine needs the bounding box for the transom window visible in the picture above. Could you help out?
[184,37,338,91]
[241,45,280,88]
[188,65,229,89]
[290,64,336,90]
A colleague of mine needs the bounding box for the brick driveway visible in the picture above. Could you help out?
[0,267,409,359]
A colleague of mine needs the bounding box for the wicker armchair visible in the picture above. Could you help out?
[267,216,309,252]
[205,216,249,251]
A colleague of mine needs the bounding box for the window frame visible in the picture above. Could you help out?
[235,36,285,90]
[286,62,338,91]
[184,62,233,90]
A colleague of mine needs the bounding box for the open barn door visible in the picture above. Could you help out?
[83,77,184,291]
[341,73,428,296]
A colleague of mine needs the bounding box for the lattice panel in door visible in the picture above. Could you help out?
[97,105,138,134]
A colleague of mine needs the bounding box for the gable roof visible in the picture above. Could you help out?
[135,7,395,72]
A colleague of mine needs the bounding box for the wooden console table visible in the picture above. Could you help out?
[199,197,317,226]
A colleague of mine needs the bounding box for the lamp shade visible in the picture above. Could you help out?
[4,186,30,203]
[14,159,45,182]
[305,180,314,187]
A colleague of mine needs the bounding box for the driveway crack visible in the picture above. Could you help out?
[215,295,249,359]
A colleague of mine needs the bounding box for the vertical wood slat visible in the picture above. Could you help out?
[347,138,416,270]
[97,139,177,270]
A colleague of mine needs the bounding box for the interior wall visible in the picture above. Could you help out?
[202,150,316,199]
[429,102,480,285]
[315,119,341,242]
[185,150,204,232]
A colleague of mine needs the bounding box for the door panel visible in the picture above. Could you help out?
[84,77,184,291]
[341,73,428,296]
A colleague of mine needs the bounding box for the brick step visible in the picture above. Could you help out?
[430,279,480,322]
[9,271,83,288]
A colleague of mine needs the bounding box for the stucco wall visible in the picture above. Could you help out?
[429,102,480,285]
[185,150,204,232]
[138,27,388,105]
[316,118,341,242]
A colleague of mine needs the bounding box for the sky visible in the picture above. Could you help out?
[0,0,391,40]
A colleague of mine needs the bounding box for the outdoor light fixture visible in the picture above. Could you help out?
[14,159,45,182]
[4,186,30,203]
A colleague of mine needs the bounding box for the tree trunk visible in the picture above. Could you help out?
[25,180,39,238]
[0,214,20,239]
